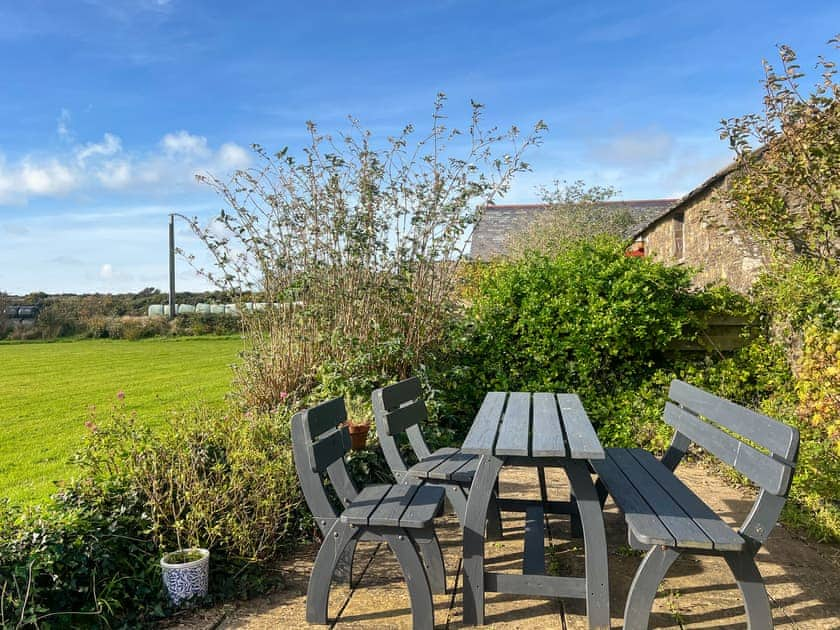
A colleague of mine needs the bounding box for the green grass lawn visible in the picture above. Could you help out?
[0,336,243,506]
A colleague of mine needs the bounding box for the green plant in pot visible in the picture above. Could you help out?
[160,546,210,606]
[345,396,372,451]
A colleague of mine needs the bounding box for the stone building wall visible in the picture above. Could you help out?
[641,179,765,293]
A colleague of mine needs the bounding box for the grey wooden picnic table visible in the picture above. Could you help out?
[460,392,609,629]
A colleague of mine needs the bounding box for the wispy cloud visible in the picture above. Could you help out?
[0,126,251,205]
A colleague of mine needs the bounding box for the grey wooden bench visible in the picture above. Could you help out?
[592,380,799,629]
[372,376,503,539]
[291,397,447,629]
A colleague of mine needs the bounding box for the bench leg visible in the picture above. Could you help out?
[412,526,447,594]
[450,483,503,541]
[385,529,436,630]
[567,460,610,630]
[306,521,362,624]
[623,545,680,630]
[725,551,773,629]
[463,454,504,626]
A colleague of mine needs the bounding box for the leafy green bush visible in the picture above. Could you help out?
[0,483,162,627]
[440,237,703,433]
[173,313,241,337]
[1,397,311,626]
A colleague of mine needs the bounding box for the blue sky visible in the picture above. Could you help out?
[1,1,838,294]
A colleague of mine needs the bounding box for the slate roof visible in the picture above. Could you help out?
[469,199,678,259]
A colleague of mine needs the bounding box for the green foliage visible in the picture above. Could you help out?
[720,36,840,263]
[173,313,242,337]
[0,399,310,627]
[77,400,307,561]
[447,237,701,431]
[751,258,840,337]
[0,483,163,628]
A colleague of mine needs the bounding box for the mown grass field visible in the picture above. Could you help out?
[0,336,243,506]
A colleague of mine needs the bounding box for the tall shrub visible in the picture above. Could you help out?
[446,236,700,431]
[188,96,546,408]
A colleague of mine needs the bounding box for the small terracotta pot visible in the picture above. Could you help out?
[347,423,370,451]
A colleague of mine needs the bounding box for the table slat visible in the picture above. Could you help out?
[495,392,531,456]
[557,394,604,460]
[531,393,567,457]
[461,392,506,454]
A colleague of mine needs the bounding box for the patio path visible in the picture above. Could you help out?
[168,461,840,629]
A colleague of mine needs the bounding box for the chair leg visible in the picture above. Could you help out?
[333,539,357,585]
[725,551,774,629]
[411,526,447,594]
[385,529,436,630]
[446,484,468,525]
[486,489,504,541]
[306,521,361,625]
[623,545,680,630]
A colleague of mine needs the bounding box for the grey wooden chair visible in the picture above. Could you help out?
[372,376,503,539]
[291,396,447,629]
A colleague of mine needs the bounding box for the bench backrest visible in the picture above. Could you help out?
[372,376,433,477]
[291,397,360,533]
[663,380,800,547]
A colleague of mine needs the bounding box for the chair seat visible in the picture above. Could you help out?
[341,483,445,528]
[405,447,479,484]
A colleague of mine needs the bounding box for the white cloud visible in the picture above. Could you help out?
[216,142,250,170]
[0,127,251,204]
[20,158,78,195]
[99,263,113,279]
[77,133,122,164]
[95,160,133,188]
[161,130,210,158]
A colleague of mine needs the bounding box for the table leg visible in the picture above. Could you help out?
[462,454,503,626]
[566,461,610,630]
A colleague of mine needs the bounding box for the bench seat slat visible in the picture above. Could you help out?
[398,484,445,528]
[368,484,419,527]
[425,450,478,482]
[341,484,392,525]
[608,448,715,550]
[627,449,744,551]
[406,447,459,478]
[592,452,676,548]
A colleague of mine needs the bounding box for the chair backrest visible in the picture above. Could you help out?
[291,397,359,533]
[662,379,800,546]
[372,376,433,477]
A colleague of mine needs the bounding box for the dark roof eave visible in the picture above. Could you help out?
[632,146,769,239]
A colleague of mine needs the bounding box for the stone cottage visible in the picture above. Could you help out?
[631,161,765,293]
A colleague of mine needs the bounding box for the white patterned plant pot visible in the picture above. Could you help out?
[160,548,210,605]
